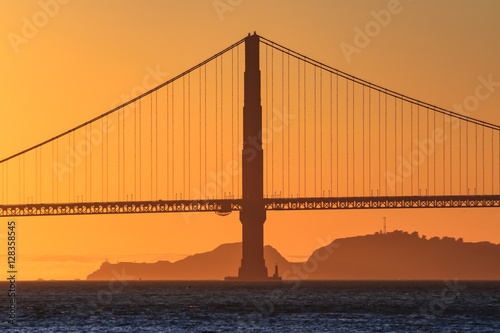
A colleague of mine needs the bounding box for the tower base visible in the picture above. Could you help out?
[224,275,282,281]
[225,263,282,281]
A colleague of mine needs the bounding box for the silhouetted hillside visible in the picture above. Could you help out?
[306,230,500,280]
[87,243,293,280]
[87,231,500,280]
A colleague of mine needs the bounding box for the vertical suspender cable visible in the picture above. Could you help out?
[221,56,223,198]
[201,67,204,198]
[172,85,176,200]
[265,46,269,197]
[410,104,413,195]
[51,142,54,203]
[370,88,372,195]
[123,107,125,200]
[139,99,142,200]
[89,124,92,202]
[204,67,207,198]
[84,126,88,201]
[417,106,420,193]
[297,59,300,197]
[135,101,137,200]
[346,78,349,196]
[117,113,120,200]
[385,93,387,195]
[287,52,291,197]
[492,128,494,194]
[378,91,381,195]
[483,126,485,194]
[68,135,71,201]
[459,118,461,194]
[40,145,42,203]
[183,77,186,198]
[6,162,8,204]
[231,49,234,197]
[188,75,191,199]
[282,52,285,197]
[73,132,75,201]
[166,86,170,199]
[156,91,158,200]
[363,86,365,196]
[106,116,109,201]
[475,123,478,194]
[33,147,37,203]
[271,47,274,196]
[21,153,25,202]
[166,86,169,199]
[466,120,469,194]
[304,64,306,196]
[401,100,403,195]
[215,58,219,197]
[330,73,333,196]
[102,118,104,201]
[443,113,446,195]
[427,108,429,194]
[215,59,218,198]
[320,69,323,196]
[433,110,436,195]
[237,46,240,198]
[56,139,58,202]
[18,157,21,203]
[352,81,355,196]
[450,112,452,195]
[394,96,397,196]
[314,65,316,196]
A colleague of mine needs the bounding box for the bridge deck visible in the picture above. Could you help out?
[1,195,499,217]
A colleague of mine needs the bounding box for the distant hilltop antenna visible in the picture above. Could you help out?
[383,217,387,235]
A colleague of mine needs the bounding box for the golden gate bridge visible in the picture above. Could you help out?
[1,33,499,279]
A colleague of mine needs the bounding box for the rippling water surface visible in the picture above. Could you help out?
[1,280,499,332]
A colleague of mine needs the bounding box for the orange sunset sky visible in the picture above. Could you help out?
[1,1,500,280]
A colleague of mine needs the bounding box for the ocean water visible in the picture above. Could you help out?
[1,280,499,332]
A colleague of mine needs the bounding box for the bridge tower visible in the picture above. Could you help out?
[227,32,278,281]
